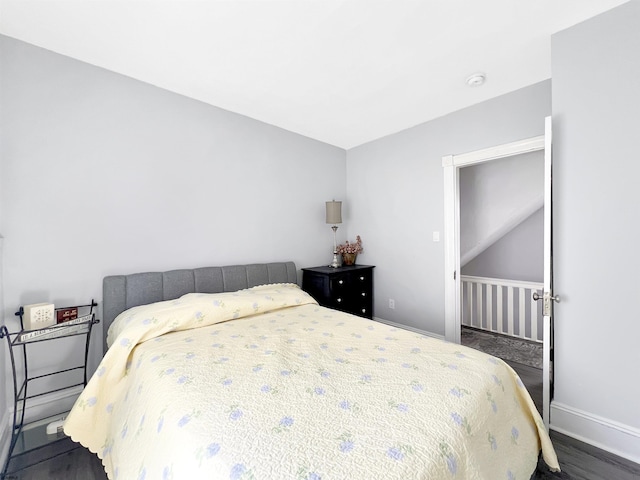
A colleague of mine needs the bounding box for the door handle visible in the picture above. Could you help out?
[533,292,560,303]
[533,291,560,316]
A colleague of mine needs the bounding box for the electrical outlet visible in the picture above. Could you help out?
[389,299,395,309]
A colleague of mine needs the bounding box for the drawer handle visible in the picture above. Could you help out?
[337,298,342,303]
[361,292,366,297]
[338,280,344,285]
[359,276,365,281]
[361,308,366,313]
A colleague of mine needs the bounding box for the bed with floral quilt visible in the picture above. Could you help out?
[65,275,559,479]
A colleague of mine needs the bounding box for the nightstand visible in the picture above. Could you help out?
[301,265,375,319]
[0,301,99,478]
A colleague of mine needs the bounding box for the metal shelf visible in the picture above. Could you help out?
[0,300,99,479]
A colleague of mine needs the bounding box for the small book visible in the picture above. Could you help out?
[18,314,93,342]
[30,324,90,341]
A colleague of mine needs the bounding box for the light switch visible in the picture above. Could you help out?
[433,231,440,242]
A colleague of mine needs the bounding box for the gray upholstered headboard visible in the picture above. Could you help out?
[102,262,297,354]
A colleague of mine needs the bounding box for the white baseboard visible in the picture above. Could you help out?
[551,401,640,465]
[0,386,82,470]
[21,386,83,424]
[0,408,10,473]
[373,317,445,341]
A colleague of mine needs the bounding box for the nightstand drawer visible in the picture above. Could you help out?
[354,271,371,284]
[330,274,350,293]
[351,301,372,318]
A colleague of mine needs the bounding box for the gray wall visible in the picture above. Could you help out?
[462,207,544,282]
[0,237,5,451]
[346,80,551,335]
[0,38,5,451]
[551,0,640,437]
[0,35,346,421]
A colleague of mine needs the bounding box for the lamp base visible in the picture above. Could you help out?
[329,251,341,268]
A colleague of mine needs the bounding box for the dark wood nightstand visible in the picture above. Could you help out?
[301,265,375,319]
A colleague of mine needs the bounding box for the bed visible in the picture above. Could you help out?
[64,262,559,479]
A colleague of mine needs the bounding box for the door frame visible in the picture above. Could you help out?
[443,130,553,426]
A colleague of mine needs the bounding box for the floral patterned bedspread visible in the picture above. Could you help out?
[65,283,559,480]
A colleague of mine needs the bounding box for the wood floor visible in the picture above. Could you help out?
[2,440,106,480]
[4,362,639,479]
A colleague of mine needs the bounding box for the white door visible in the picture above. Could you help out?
[443,119,554,427]
[539,116,557,428]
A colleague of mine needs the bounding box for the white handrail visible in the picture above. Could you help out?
[461,275,543,343]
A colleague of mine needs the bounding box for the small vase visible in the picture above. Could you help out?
[342,253,357,266]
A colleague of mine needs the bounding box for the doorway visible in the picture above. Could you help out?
[458,151,544,371]
[442,119,554,427]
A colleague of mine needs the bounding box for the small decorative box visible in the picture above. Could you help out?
[56,307,78,324]
[23,303,56,330]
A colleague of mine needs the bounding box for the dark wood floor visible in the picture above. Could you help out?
[508,360,543,414]
[2,439,106,480]
[4,362,639,479]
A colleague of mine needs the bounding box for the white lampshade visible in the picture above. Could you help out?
[325,201,342,224]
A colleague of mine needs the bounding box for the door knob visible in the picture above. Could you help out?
[533,292,560,303]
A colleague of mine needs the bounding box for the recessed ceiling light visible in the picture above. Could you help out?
[466,72,486,87]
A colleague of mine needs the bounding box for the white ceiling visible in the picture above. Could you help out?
[0,0,629,149]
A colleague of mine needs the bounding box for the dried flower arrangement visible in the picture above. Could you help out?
[336,235,363,255]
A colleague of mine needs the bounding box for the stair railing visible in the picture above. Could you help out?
[461,275,543,343]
